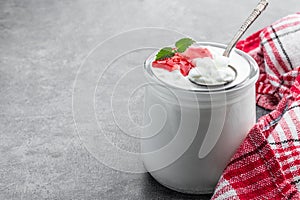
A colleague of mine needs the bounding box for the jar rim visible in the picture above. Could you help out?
[144,42,259,95]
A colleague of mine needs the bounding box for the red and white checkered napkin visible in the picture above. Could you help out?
[212,13,300,200]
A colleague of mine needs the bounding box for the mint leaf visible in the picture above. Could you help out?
[154,38,196,61]
[155,47,175,60]
[175,38,195,53]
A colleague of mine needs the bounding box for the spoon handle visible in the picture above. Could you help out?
[223,0,269,57]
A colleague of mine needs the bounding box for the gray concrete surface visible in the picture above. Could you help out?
[0,0,298,199]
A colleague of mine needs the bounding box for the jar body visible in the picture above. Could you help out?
[141,84,256,194]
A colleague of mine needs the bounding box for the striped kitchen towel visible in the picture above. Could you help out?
[212,13,300,200]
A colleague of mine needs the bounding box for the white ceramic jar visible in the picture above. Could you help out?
[141,42,259,194]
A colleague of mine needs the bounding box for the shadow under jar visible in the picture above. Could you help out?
[141,42,259,194]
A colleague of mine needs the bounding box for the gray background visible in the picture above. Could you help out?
[0,0,298,199]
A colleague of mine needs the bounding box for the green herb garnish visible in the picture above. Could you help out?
[175,38,196,53]
[155,47,175,61]
[155,38,195,61]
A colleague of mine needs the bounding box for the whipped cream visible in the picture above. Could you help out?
[152,68,194,89]
[189,55,236,85]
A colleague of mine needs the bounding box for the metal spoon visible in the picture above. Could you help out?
[189,0,269,87]
[223,0,269,57]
